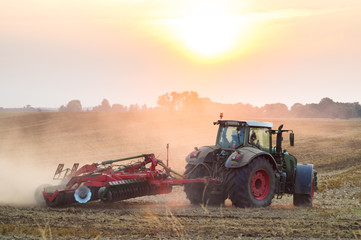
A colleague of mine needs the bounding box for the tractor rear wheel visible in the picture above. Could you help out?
[184,163,226,206]
[226,157,275,208]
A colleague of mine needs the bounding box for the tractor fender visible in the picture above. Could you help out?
[186,145,219,165]
[225,147,278,170]
[294,164,313,194]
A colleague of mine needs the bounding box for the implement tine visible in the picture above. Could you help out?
[53,164,64,179]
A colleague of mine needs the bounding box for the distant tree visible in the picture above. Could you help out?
[101,99,111,111]
[234,102,260,117]
[59,100,82,112]
[129,104,140,112]
[92,99,111,112]
[157,93,173,111]
[141,104,148,112]
[261,103,289,117]
[318,97,336,118]
[69,100,82,112]
[157,91,201,112]
[355,102,361,117]
[112,104,128,112]
[59,105,66,112]
[67,100,82,112]
[182,91,201,112]
[319,97,334,106]
[290,103,304,117]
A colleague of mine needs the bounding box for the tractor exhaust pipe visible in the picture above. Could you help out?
[276,124,284,156]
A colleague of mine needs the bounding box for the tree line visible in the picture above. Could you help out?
[1,91,360,119]
[58,99,147,113]
[154,92,361,119]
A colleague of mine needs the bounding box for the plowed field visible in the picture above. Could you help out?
[0,113,360,239]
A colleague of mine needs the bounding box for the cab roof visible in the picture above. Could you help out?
[215,120,273,128]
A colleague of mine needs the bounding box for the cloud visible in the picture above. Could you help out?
[247,8,346,21]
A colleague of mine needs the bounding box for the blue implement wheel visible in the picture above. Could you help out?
[74,186,92,203]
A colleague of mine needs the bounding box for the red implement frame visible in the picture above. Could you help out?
[43,153,217,205]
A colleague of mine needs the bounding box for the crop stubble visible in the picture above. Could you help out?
[0,112,360,239]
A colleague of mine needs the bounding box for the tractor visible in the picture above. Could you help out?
[184,117,317,207]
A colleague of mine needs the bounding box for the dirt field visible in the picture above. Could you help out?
[0,112,360,239]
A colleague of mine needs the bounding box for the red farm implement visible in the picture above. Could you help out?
[39,153,216,207]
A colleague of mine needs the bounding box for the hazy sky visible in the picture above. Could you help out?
[1,0,360,108]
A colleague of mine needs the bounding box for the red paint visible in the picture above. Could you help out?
[251,169,270,200]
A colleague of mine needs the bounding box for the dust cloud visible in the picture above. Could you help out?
[0,159,53,206]
[0,112,218,206]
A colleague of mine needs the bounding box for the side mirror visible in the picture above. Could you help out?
[290,133,295,146]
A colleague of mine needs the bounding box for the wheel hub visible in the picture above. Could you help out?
[251,169,270,200]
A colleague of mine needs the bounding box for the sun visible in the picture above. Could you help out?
[176,4,241,58]
[148,1,250,62]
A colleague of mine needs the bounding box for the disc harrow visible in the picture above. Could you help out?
[37,153,215,207]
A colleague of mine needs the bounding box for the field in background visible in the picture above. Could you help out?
[0,112,360,239]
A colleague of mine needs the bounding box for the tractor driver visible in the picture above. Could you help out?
[231,131,240,148]
[249,130,260,148]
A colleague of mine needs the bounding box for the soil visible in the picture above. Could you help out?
[0,186,360,239]
[0,113,360,239]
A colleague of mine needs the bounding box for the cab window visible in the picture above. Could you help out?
[248,128,270,151]
[218,126,245,149]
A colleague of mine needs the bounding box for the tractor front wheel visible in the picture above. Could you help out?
[226,157,276,208]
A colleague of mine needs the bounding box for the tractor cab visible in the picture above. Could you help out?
[214,120,273,152]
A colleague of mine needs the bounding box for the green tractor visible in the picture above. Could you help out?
[184,118,317,207]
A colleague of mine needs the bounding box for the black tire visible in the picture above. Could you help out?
[293,177,315,207]
[90,187,100,201]
[226,157,276,208]
[184,163,226,206]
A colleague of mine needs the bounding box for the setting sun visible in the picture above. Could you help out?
[175,4,244,58]
[148,1,251,62]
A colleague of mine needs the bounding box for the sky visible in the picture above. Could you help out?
[1,0,360,108]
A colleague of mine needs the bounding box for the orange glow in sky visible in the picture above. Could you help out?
[0,0,360,108]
